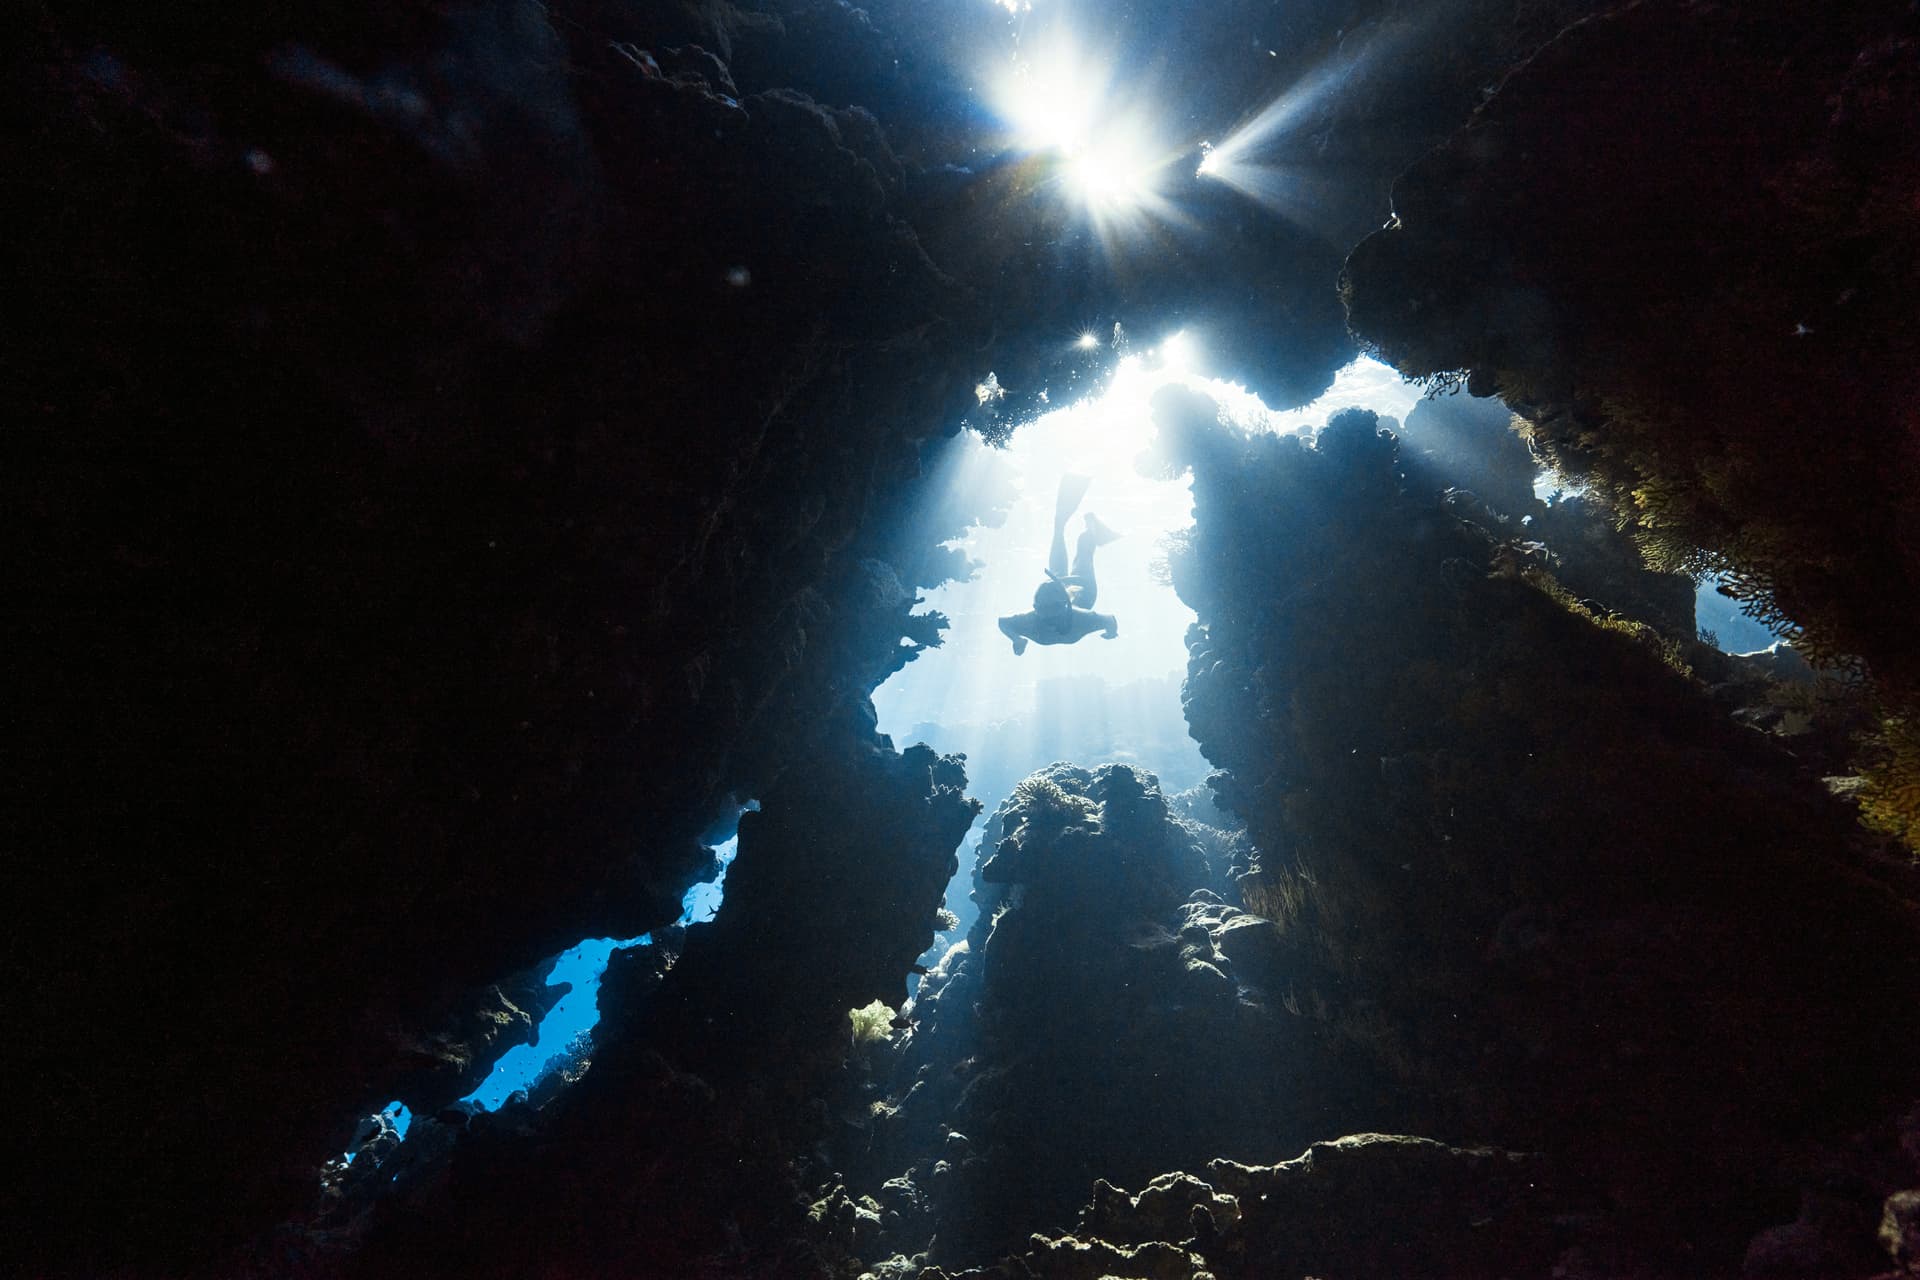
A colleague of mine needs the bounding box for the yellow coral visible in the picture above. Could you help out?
[848,1000,896,1045]
[1859,715,1920,856]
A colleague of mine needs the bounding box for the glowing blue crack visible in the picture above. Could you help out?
[460,811,754,1111]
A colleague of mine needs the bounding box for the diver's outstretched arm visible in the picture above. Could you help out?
[998,614,1030,655]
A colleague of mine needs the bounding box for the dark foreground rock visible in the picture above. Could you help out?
[819,763,1399,1271]
[290,721,979,1279]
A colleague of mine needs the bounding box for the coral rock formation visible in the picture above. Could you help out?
[1156,389,1920,1273]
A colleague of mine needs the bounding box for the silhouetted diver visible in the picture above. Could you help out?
[997,473,1121,655]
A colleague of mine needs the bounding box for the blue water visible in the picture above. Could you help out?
[341,1100,411,1166]
[461,933,650,1110]
[460,825,747,1110]
[1695,572,1787,653]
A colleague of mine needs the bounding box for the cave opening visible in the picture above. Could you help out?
[16,0,1920,1274]
[876,348,1424,954]
[452,797,761,1114]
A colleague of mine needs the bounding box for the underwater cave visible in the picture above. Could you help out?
[9,0,1920,1277]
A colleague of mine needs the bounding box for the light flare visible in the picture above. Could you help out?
[995,42,1106,155]
[1066,133,1159,208]
[1157,331,1197,374]
[991,37,1177,222]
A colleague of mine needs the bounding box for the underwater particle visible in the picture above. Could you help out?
[725,265,751,287]
[244,148,275,175]
[975,372,1007,405]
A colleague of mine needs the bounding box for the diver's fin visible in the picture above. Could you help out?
[1054,473,1093,529]
[1082,512,1120,544]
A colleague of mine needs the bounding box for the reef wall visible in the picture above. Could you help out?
[7,1,995,1266]
[11,0,1920,1275]
[1342,0,1920,845]
[1158,393,1920,1274]
[833,762,1361,1269]
[781,391,1920,1278]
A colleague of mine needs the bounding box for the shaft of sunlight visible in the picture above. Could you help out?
[1196,17,1428,239]
[874,346,1427,953]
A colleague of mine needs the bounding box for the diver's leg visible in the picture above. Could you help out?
[1068,515,1120,608]
[1049,474,1091,580]
[1068,535,1098,608]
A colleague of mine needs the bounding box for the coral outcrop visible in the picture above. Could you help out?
[824,763,1386,1270]
[11,0,1920,1274]
[1342,0,1920,841]
[1157,390,1920,1273]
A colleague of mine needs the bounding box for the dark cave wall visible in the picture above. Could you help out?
[1341,0,1920,848]
[19,0,1920,1276]
[1159,392,1920,1274]
[844,763,1351,1269]
[327,721,978,1280]
[3,0,1611,1267]
[7,2,995,1267]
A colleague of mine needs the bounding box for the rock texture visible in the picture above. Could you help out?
[6,2,1003,1267]
[1342,0,1920,843]
[928,1134,1572,1280]
[313,720,979,1278]
[822,763,1390,1270]
[1156,391,1920,1274]
[10,0,1920,1275]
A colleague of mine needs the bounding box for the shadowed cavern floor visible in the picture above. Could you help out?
[8,0,1920,1277]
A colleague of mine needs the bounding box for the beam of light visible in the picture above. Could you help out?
[872,352,1431,970]
[1193,17,1427,241]
[1200,20,1411,173]
[874,353,1263,739]
[1192,158,1352,248]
